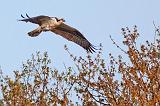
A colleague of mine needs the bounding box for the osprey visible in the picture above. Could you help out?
[19,14,96,53]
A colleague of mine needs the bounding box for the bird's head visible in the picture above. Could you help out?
[59,18,65,22]
[51,17,65,22]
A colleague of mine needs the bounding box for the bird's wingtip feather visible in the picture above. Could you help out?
[87,44,97,53]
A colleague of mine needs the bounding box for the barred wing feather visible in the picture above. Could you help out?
[51,23,96,53]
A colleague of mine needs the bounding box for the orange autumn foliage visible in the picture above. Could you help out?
[0,26,160,106]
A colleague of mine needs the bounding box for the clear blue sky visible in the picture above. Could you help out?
[0,0,160,75]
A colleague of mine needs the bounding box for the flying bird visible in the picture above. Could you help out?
[19,14,96,53]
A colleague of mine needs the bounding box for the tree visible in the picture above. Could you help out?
[0,26,160,106]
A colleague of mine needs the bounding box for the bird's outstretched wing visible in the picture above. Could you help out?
[28,27,42,37]
[19,14,51,25]
[51,23,96,53]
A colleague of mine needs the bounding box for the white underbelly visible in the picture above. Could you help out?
[41,20,61,31]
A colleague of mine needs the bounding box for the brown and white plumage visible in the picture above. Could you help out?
[19,14,96,53]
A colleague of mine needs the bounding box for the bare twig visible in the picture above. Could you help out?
[153,21,160,44]
[85,87,111,106]
[110,35,128,54]
[65,80,76,95]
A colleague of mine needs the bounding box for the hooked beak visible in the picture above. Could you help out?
[61,18,65,22]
